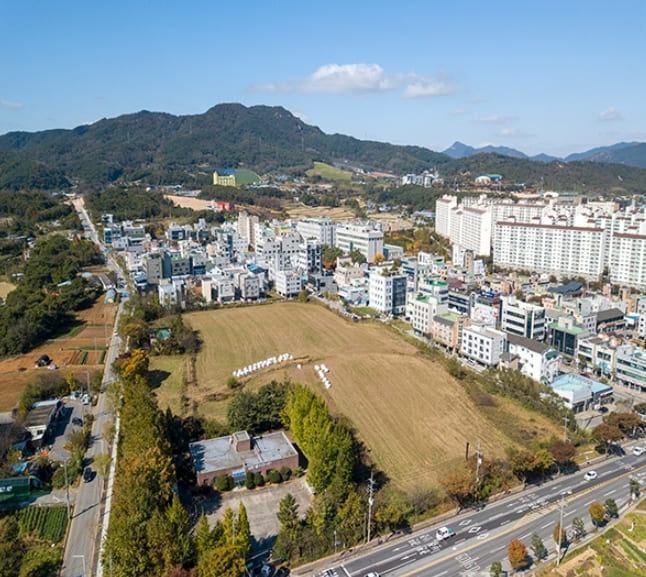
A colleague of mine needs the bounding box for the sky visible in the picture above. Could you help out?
[1,0,645,158]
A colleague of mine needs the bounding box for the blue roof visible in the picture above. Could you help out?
[548,281,584,295]
[214,169,235,176]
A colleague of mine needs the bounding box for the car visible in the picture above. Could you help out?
[72,417,83,427]
[363,573,380,577]
[82,394,90,405]
[584,470,598,481]
[83,467,93,483]
[436,526,456,541]
[633,446,646,456]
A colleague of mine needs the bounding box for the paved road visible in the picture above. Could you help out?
[306,448,646,577]
[60,198,124,577]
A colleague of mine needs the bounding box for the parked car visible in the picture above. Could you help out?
[584,470,598,481]
[82,394,90,405]
[436,526,456,541]
[633,446,646,456]
[72,417,83,427]
[83,467,93,483]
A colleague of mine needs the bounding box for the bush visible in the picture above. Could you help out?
[293,466,305,478]
[51,467,67,489]
[253,472,264,487]
[226,376,240,389]
[267,469,282,484]
[280,466,292,481]
[245,471,255,490]
[214,474,233,491]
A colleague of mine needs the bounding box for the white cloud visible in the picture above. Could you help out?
[499,127,532,138]
[598,107,623,121]
[251,63,456,98]
[451,108,469,116]
[476,115,507,124]
[1,99,23,110]
[403,77,455,98]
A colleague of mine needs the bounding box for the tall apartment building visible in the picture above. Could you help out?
[335,222,384,263]
[435,195,458,237]
[237,212,259,249]
[609,232,646,291]
[493,222,605,281]
[500,295,546,340]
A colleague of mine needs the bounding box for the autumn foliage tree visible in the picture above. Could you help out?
[549,440,576,474]
[589,501,606,527]
[507,538,528,571]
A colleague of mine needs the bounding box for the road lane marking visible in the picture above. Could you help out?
[541,521,552,529]
[604,489,616,496]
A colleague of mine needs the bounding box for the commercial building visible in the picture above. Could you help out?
[189,430,299,486]
[506,333,560,384]
[368,268,407,315]
[294,217,335,246]
[549,373,613,413]
[500,295,546,340]
[335,222,384,263]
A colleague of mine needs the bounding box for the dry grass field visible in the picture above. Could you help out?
[0,281,15,300]
[0,298,117,411]
[174,302,561,493]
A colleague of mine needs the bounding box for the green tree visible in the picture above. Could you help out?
[489,560,503,577]
[0,515,24,577]
[93,452,112,477]
[166,493,193,566]
[222,508,235,545]
[629,478,641,499]
[604,498,618,519]
[336,489,365,546]
[197,544,245,577]
[572,516,585,539]
[589,501,605,527]
[194,513,216,563]
[235,502,251,557]
[297,290,309,303]
[507,538,528,571]
[530,532,547,560]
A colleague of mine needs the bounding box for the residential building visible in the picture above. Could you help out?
[506,333,559,384]
[461,324,507,367]
[408,293,446,336]
[432,311,468,352]
[274,270,303,297]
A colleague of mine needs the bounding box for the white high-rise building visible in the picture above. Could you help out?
[295,217,335,246]
[493,222,605,281]
[609,232,646,291]
[335,222,384,263]
[435,195,458,237]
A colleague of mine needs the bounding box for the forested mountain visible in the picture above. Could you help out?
[1,103,646,194]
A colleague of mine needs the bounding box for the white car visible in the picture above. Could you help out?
[584,470,598,481]
[436,526,456,541]
[363,573,380,577]
[633,446,646,456]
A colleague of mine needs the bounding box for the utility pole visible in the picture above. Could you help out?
[473,441,483,504]
[556,497,565,567]
[366,472,375,543]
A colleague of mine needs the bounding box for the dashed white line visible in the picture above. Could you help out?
[604,489,616,496]
[541,521,552,529]
[521,532,532,539]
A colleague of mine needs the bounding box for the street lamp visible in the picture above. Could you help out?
[73,554,86,577]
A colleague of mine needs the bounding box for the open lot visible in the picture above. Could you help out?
[0,298,117,411]
[154,302,561,493]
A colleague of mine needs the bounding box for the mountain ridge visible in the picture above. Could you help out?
[1,103,646,193]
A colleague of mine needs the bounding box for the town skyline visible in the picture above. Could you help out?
[2,1,645,157]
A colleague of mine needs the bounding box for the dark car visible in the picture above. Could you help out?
[83,467,93,483]
[72,417,83,427]
[274,569,289,577]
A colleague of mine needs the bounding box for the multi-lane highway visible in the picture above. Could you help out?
[309,451,646,577]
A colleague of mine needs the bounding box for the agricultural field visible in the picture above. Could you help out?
[305,161,353,182]
[284,202,355,221]
[170,302,561,493]
[0,298,117,411]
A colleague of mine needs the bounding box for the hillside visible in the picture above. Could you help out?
[2,103,646,194]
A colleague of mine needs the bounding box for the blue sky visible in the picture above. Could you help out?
[1,1,644,157]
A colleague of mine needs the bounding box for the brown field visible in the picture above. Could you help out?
[0,281,15,300]
[284,203,356,221]
[0,299,117,411]
[177,302,561,493]
[164,195,214,211]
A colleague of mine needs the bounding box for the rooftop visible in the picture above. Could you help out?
[189,430,297,476]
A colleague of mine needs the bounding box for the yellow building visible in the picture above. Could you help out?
[213,169,236,187]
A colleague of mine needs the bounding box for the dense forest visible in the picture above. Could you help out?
[2,103,646,194]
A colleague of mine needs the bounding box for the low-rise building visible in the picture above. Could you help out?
[549,373,613,413]
[506,333,559,384]
[461,324,507,367]
[189,430,299,486]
